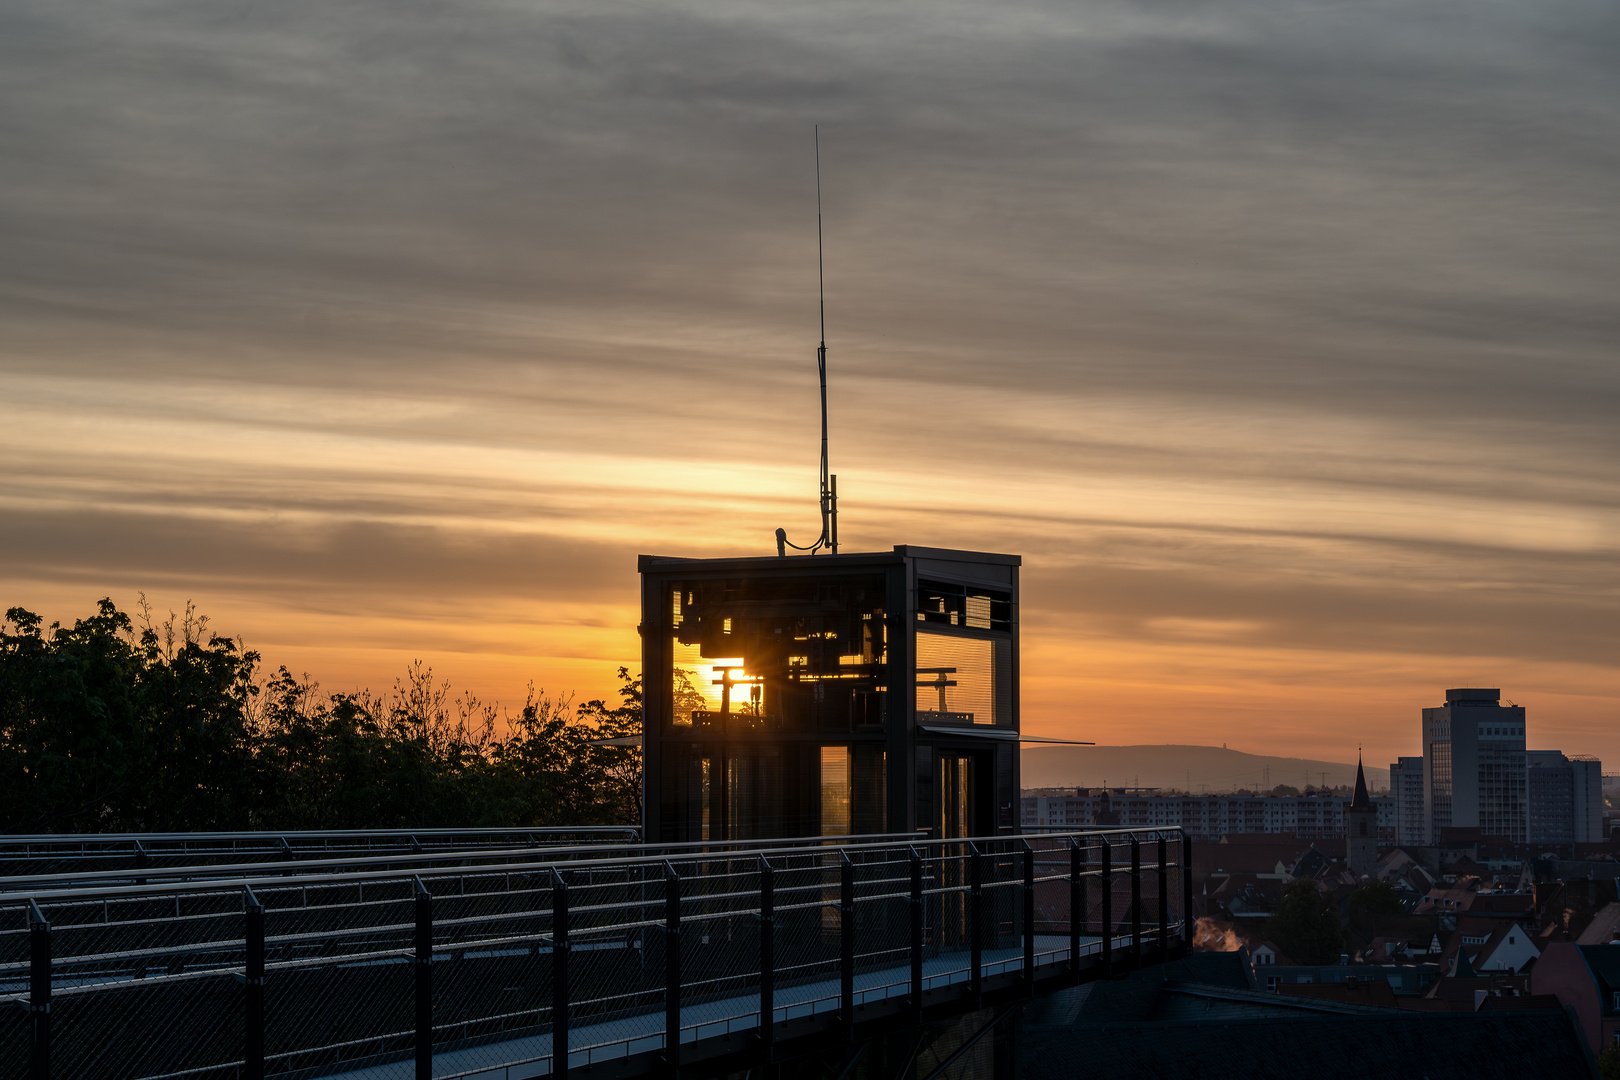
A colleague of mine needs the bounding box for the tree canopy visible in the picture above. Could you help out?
[1,599,641,832]
[1265,877,1343,965]
[1346,879,1407,931]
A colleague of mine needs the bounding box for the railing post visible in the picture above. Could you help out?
[1130,836,1142,964]
[551,868,570,1075]
[909,847,924,1018]
[1068,838,1084,979]
[1183,832,1195,945]
[758,857,775,1059]
[244,887,264,1080]
[839,850,855,1038]
[1021,841,1036,990]
[664,863,681,1073]
[969,844,984,999]
[1099,838,1112,977]
[1157,834,1170,963]
[414,877,432,1080]
[133,839,147,887]
[29,899,49,1080]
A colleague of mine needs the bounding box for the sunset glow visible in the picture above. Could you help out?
[2,0,1616,769]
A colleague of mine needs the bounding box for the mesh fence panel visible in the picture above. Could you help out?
[0,828,1181,1079]
[0,1006,23,1080]
[260,878,418,1077]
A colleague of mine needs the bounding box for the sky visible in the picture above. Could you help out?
[2,0,1617,766]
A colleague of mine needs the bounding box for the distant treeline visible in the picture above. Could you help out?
[0,599,641,833]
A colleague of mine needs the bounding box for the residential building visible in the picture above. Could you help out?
[1527,750,1605,845]
[1531,943,1620,1053]
[1021,790,1394,841]
[1021,951,1600,1079]
[1422,688,1526,844]
[1443,917,1541,973]
[1390,756,1425,847]
[1528,750,1575,845]
[1572,755,1604,844]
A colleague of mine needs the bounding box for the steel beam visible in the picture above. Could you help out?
[1130,837,1142,963]
[840,850,855,1037]
[243,886,264,1080]
[1157,835,1170,963]
[29,899,48,1080]
[759,857,775,1059]
[1099,838,1112,976]
[664,863,682,1072]
[414,877,432,1080]
[552,868,570,1075]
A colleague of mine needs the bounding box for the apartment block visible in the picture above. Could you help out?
[1020,790,1394,841]
[1390,756,1425,847]
[1422,688,1526,844]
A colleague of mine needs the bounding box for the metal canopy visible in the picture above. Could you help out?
[916,725,1093,745]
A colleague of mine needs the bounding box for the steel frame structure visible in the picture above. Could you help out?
[0,828,1191,1080]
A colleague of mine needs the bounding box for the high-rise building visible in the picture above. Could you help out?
[1390,756,1425,847]
[1528,750,1572,844]
[1422,688,1526,844]
[1571,756,1604,844]
[1526,751,1605,845]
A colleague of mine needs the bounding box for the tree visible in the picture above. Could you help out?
[1346,879,1406,931]
[2,598,645,832]
[1598,1042,1620,1080]
[572,667,643,824]
[1265,878,1343,965]
[1,598,260,832]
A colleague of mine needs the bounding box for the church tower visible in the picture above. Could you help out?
[1347,754,1378,877]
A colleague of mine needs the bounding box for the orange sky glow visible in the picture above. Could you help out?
[2,0,1616,772]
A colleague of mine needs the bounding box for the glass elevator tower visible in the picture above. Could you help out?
[639,546,1020,843]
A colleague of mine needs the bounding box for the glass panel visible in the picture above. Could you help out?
[667,574,886,733]
[670,640,750,728]
[727,748,785,839]
[852,747,887,834]
[916,630,998,724]
[700,757,711,841]
[821,745,851,836]
[916,580,1011,631]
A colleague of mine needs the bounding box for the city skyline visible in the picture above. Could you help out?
[3,0,1617,763]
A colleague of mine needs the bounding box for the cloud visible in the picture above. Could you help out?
[1,0,1616,757]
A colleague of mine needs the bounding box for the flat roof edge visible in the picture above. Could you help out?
[639,551,905,572]
[893,545,1021,566]
[638,545,1020,573]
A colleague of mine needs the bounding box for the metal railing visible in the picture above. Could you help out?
[0,833,933,893]
[0,829,644,884]
[0,828,1190,1080]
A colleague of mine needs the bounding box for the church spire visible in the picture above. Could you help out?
[1351,751,1370,809]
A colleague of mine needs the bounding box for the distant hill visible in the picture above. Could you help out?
[1019,744,1388,795]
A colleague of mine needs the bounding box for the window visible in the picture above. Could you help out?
[820,746,851,836]
[915,630,1008,724]
[916,580,1011,631]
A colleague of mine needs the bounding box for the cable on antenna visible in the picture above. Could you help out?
[776,125,838,556]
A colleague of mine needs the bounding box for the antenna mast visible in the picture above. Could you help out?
[776,126,838,556]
